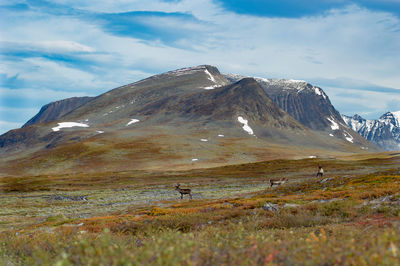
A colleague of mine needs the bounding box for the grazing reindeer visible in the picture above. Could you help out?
[175,183,192,199]
[269,177,287,188]
[316,166,324,178]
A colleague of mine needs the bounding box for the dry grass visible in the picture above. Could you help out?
[1,154,400,265]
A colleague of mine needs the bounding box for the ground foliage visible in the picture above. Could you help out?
[1,155,400,265]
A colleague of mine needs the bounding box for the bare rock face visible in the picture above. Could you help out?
[342,112,400,150]
[225,74,373,147]
[225,75,343,131]
[259,80,342,131]
[23,97,93,127]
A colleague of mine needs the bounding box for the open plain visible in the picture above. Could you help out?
[1,153,399,265]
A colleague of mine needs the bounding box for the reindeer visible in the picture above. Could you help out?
[269,177,287,188]
[316,166,324,178]
[175,183,192,199]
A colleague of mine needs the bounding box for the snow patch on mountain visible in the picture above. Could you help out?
[167,65,208,77]
[237,116,254,135]
[203,85,222,90]
[326,117,339,130]
[392,111,400,124]
[52,122,89,132]
[252,77,327,96]
[342,115,364,131]
[262,79,307,88]
[204,69,216,83]
[381,111,400,128]
[343,131,354,143]
[126,119,140,126]
[254,77,270,83]
[289,79,306,83]
[314,88,327,99]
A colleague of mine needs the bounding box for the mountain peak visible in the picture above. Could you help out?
[380,111,400,127]
[344,111,400,150]
[22,96,93,127]
[235,77,259,86]
[255,78,307,86]
[164,64,220,77]
[225,74,325,98]
[351,114,365,121]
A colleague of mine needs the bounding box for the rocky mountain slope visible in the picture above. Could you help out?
[22,97,93,127]
[342,112,400,150]
[0,65,378,175]
[225,74,364,145]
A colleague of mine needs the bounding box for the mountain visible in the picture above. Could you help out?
[342,112,400,150]
[0,65,378,175]
[22,97,94,127]
[225,74,365,145]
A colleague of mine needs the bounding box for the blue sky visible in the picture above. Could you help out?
[1,0,400,134]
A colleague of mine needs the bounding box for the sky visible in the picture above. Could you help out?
[0,0,399,134]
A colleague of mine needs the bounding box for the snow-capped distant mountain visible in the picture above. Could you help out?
[380,111,400,128]
[342,112,400,150]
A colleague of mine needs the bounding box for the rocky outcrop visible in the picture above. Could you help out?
[224,74,372,147]
[23,96,93,127]
[225,74,344,131]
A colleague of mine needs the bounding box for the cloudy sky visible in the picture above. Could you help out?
[1,0,399,134]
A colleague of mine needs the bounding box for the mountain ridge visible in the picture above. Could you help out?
[0,65,379,175]
[224,73,364,145]
[342,112,400,150]
[22,96,94,127]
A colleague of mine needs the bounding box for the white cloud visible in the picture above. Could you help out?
[0,40,95,53]
[47,0,223,19]
[323,86,400,119]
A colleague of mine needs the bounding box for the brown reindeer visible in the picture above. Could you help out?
[269,177,287,187]
[175,183,192,199]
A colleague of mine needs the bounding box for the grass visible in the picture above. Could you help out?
[0,155,400,265]
[1,220,399,265]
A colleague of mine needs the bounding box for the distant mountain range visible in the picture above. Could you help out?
[342,112,400,150]
[0,65,378,175]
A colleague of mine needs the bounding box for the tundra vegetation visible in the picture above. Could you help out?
[0,153,399,265]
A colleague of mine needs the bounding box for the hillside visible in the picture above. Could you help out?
[0,65,378,175]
